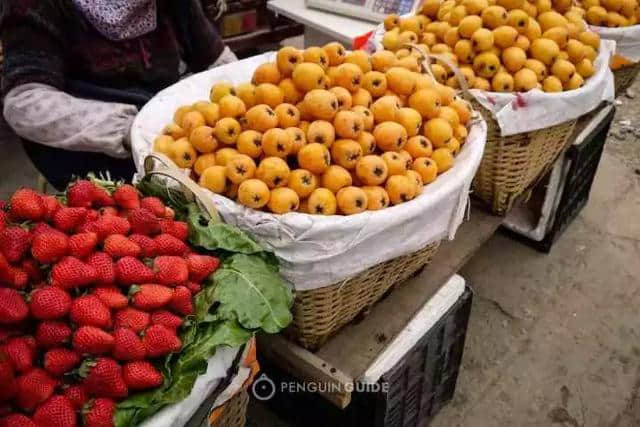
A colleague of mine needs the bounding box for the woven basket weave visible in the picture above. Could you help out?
[211,389,249,427]
[471,101,577,215]
[285,242,440,351]
[613,62,640,96]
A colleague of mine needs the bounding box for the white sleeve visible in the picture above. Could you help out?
[3,83,138,159]
[208,46,238,69]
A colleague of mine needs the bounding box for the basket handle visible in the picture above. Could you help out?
[143,154,222,222]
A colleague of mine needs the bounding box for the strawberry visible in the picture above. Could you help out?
[184,281,202,295]
[36,321,72,349]
[113,185,140,210]
[31,222,55,236]
[63,384,88,410]
[68,232,98,259]
[33,394,77,427]
[114,257,154,285]
[41,195,62,221]
[51,256,98,289]
[154,234,187,256]
[70,295,112,329]
[72,327,114,356]
[31,230,69,263]
[150,310,182,331]
[4,266,28,289]
[129,234,157,257]
[99,206,118,217]
[159,219,189,241]
[44,348,81,376]
[4,336,35,372]
[21,258,43,282]
[153,256,189,286]
[122,360,163,391]
[140,197,166,218]
[15,368,57,410]
[169,286,194,316]
[92,287,128,310]
[128,208,160,236]
[86,252,115,286]
[0,226,31,263]
[114,308,150,333]
[0,210,6,233]
[82,397,116,427]
[0,352,17,402]
[29,286,72,320]
[186,254,220,282]
[53,207,87,232]
[112,328,146,361]
[9,189,45,222]
[93,186,115,208]
[0,414,37,427]
[103,235,141,258]
[163,207,175,219]
[0,288,29,325]
[130,284,173,311]
[67,180,98,208]
[80,358,128,399]
[143,324,182,358]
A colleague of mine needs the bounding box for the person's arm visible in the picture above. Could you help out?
[1,1,135,158]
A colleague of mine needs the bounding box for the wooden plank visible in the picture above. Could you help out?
[315,207,502,380]
[257,334,353,409]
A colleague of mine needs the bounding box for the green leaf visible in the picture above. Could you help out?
[212,254,293,334]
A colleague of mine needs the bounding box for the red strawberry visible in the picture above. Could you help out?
[41,195,62,221]
[67,180,98,208]
[128,208,160,236]
[154,234,187,256]
[143,324,182,358]
[29,286,72,320]
[51,256,98,289]
[114,308,150,333]
[92,287,128,310]
[72,327,114,356]
[44,348,81,376]
[82,397,116,427]
[0,226,31,263]
[4,266,28,289]
[0,288,29,325]
[112,328,146,361]
[32,230,69,264]
[99,207,118,217]
[184,281,202,295]
[9,189,45,222]
[53,207,87,232]
[114,257,154,285]
[150,310,183,331]
[0,352,17,402]
[113,185,140,210]
[130,284,173,311]
[0,211,6,233]
[186,254,220,282]
[140,197,166,218]
[122,361,163,391]
[21,258,43,282]
[31,222,55,236]
[93,186,115,208]
[33,394,77,427]
[163,207,175,219]
[169,286,194,316]
[70,295,112,329]
[68,232,98,259]
[80,358,128,399]
[36,321,72,349]
[63,384,88,410]
[86,252,115,285]
[153,256,189,286]
[0,414,37,427]
[159,220,189,241]
[104,235,141,258]
[129,234,157,257]
[4,336,35,372]
[94,215,130,241]
[15,368,57,410]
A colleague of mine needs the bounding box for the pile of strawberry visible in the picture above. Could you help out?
[0,180,220,427]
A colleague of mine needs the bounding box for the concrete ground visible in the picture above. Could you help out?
[1,76,639,427]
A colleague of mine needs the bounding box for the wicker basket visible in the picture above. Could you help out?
[613,61,640,96]
[211,390,249,427]
[285,242,440,351]
[471,101,577,215]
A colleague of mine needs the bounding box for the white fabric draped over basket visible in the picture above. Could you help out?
[131,52,488,291]
[590,24,640,62]
[369,20,617,136]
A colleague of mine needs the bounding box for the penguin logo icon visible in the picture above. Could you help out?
[252,374,276,401]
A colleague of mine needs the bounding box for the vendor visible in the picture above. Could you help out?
[1,0,236,190]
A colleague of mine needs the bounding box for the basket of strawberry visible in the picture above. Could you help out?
[0,175,292,427]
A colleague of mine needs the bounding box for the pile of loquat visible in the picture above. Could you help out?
[581,0,640,26]
[382,0,602,92]
[153,43,473,216]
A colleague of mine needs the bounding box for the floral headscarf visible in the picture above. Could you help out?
[71,0,157,41]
